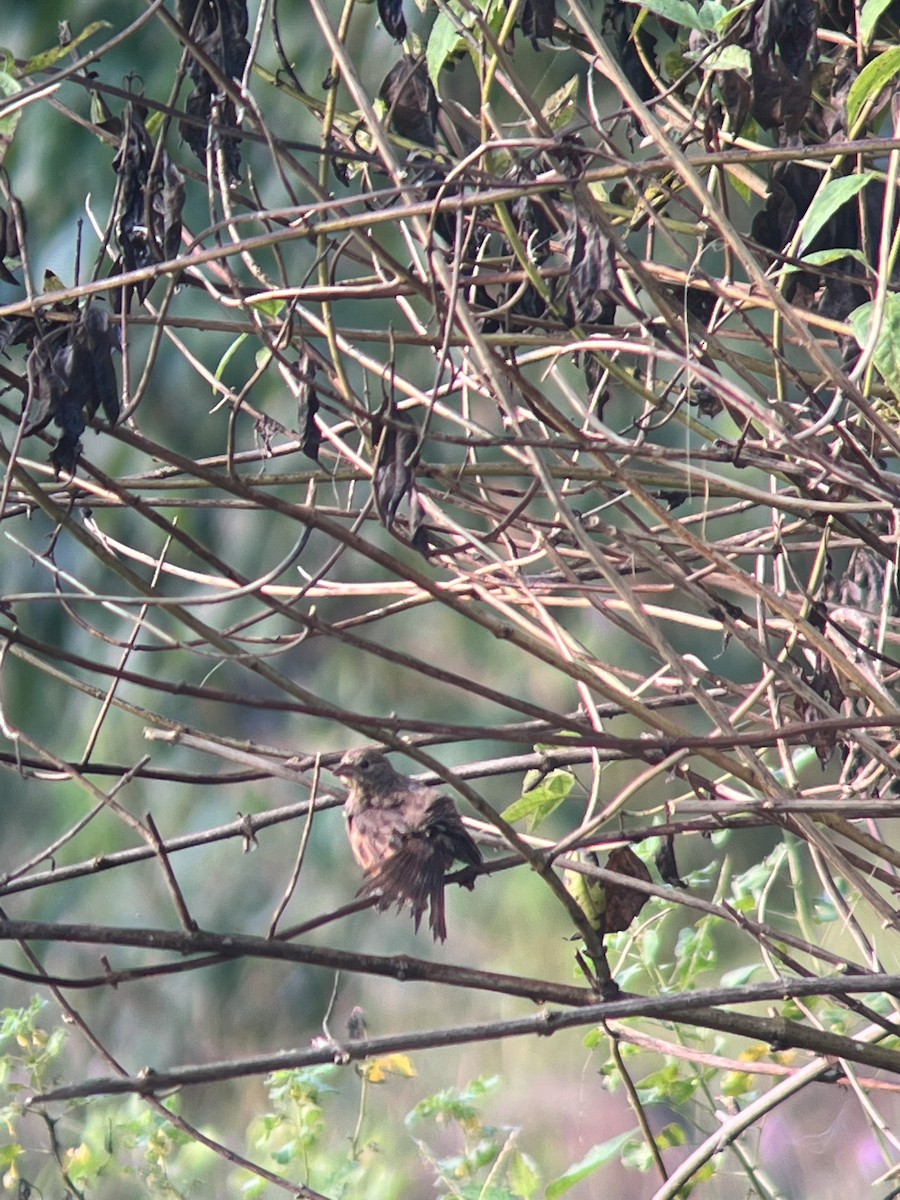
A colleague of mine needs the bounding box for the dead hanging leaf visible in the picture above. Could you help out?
[22,306,120,475]
[24,336,62,438]
[743,0,816,130]
[347,1005,367,1040]
[82,308,121,425]
[719,67,751,133]
[790,646,845,766]
[404,155,458,246]
[0,201,24,284]
[380,56,439,148]
[510,178,556,260]
[751,0,817,77]
[176,0,250,181]
[157,157,185,262]
[566,214,617,326]
[408,497,431,556]
[377,0,407,42]
[296,353,321,464]
[657,490,688,510]
[691,385,723,417]
[616,19,658,103]
[371,407,420,530]
[602,846,652,934]
[113,105,157,288]
[655,836,686,888]
[839,543,892,613]
[520,0,556,45]
[253,413,277,458]
[177,0,250,83]
[0,316,31,355]
[112,105,186,306]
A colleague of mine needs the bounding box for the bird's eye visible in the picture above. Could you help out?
[358,756,371,771]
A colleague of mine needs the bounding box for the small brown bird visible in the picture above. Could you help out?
[333,748,482,942]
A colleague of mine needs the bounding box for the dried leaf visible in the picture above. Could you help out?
[566,214,617,325]
[22,307,120,474]
[409,496,431,555]
[377,0,408,42]
[296,353,321,464]
[176,0,250,180]
[602,846,652,934]
[0,201,24,259]
[82,307,121,424]
[655,836,686,888]
[521,0,556,45]
[840,544,893,613]
[751,0,817,77]
[23,336,63,437]
[405,154,456,244]
[0,317,32,356]
[157,157,185,262]
[380,56,439,147]
[372,408,419,529]
[0,203,23,285]
[113,106,187,304]
[744,0,816,130]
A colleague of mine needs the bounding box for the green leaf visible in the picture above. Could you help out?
[247,295,286,319]
[697,0,728,26]
[426,0,504,88]
[782,246,871,276]
[638,1063,702,1107]
[714,0,756,31]
[851,294,900,399]
[811,890,841,923]
[546,1133,635,1197]
[563,857,605,931]
[426,13,462,90]
[500,768,574,830]
[623,0,706,32]
[659,1119,691,1144]
[693,44,751,72]
[639,925,661,966]
[727,168,752,205]
[0,71,22,163]
[721,962,760,987]
[214,333,247,388]
[847,46,900,131]
[796,173,872,253]
[508,1148,541,1198]
[145,109,165,141]
[721,1069,755,1096]
[860,0,895,46]
[15,21,111,76]
[541,75,578,131]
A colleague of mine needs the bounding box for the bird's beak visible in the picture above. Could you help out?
[332,762,352,779]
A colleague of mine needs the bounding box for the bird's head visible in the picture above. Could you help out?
[332,748,401,800]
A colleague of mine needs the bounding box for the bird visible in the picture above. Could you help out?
[333,748,482,942]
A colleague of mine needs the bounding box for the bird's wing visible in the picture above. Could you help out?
[421,794,483,868]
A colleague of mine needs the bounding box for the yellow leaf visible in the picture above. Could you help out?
[361,1053,417,1083]
[738,1044,771,1063]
